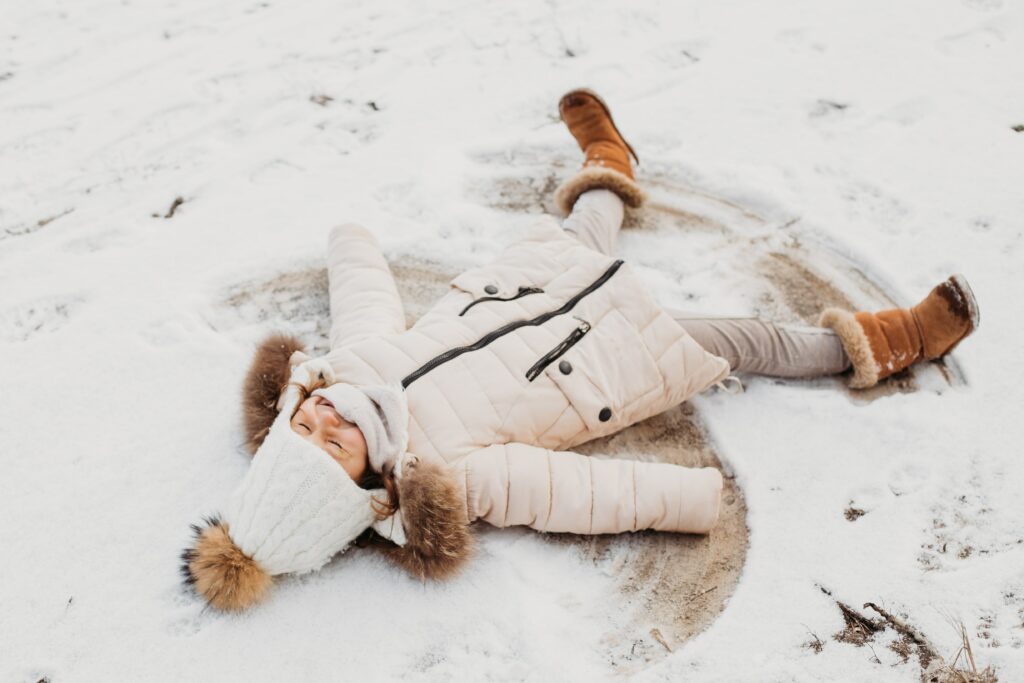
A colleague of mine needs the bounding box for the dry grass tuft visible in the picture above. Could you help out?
[834,601,883,645]
[922,622,998,683]
[803,629,825,654]
[825,596,999,682]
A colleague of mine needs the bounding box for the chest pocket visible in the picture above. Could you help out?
[448,237,569,300]
[450,268,522,301]
[448,262,554,317]
[540,310,664,433]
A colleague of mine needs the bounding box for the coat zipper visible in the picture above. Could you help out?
[458,286,544,317]
[524,317,591,381]
[402,259,624,389]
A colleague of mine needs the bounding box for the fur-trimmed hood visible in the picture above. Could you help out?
[242,335,474,582]
[241,332,305,454]
[184,334,473,610]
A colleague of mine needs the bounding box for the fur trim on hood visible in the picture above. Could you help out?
[242,333,306,454]
[378,456,473,580]
[235,334,474,585]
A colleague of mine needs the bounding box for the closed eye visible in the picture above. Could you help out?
[329,441,346,456]
[298,423,312,433]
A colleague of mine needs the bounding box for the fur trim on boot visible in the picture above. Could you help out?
[819,308,879,388]
[819,276,978,389]
[242,333,306,454]
[180,517,272,611]
[555,166,646,215]
[380,458,473,580]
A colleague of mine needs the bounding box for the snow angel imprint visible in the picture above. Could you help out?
[181,89,980,611]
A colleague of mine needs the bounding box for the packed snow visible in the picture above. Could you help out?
[2,0,1022,680]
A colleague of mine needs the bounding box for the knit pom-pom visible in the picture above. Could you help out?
[180,517,272,611]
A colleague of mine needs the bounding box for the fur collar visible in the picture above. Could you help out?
[241,333,306,454]
[376,456,473,579]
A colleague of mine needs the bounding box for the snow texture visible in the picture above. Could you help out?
[2,0,1023,680]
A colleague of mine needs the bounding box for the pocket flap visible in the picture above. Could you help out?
[449,267,521,300]
[542,310,664,433]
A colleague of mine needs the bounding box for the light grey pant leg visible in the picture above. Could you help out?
[560,190,850,379]
[561,189,623,256]
[668,313,851,378]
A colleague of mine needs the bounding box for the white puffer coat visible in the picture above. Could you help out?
[315,217,731,536]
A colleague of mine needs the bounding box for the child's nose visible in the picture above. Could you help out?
[318,406,342,428]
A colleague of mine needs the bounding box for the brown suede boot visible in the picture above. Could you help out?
[554,88,646,214]
[819,275,980,388]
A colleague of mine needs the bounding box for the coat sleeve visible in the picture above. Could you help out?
[326,223,406,349]
[457,443,723,535]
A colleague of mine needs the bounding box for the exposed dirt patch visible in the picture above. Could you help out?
[759,251,857,322]
[223,266,331,355]
[559,403,748,670]
[389,257,458,326]
[473,174,561,214]
[466,147,569,214]
[845,505,867,521]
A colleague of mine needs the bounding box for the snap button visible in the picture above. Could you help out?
[558,360,572,375]
[484,284,498,295]
[598,407,612,422]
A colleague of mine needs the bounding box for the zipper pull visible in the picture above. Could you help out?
[572,316,591,333]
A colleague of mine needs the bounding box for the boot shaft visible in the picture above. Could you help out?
[854,308,922,380]
[582,139,635,180]
[559,90,637,180]
[821,275,979,388]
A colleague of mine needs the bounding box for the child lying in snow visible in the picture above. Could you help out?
[182,89,980,610]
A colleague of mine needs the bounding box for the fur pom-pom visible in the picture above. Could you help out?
[242,333,306,454]
[180,517,272,611]
[382,459,473,580]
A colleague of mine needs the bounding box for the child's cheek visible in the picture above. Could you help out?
[347,427,369,461]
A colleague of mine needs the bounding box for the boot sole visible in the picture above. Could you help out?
[950,273,981,331]
[558,88,640,165]
[928,273,980,359]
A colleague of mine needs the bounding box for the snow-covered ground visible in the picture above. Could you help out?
[2,0,1023,680]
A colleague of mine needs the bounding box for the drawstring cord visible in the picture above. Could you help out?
[715,375,744,394]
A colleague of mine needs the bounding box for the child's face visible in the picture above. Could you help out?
[290,395,369,482]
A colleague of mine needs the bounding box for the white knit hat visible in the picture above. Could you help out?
[221,387,385,575]
[182,385,405,610]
